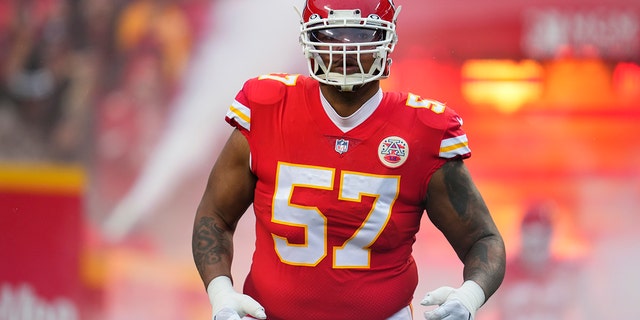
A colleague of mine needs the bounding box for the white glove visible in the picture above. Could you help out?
[420,281,485,320]
[207,276,266,320]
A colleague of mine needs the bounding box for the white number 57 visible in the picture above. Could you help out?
[272,162,400,269]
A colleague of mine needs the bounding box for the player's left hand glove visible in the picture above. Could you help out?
[420,281,485,320]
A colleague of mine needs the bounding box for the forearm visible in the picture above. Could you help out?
[192,212,236,287]
[461,234,506,301]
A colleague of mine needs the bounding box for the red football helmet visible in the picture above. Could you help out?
[299,0,401,91]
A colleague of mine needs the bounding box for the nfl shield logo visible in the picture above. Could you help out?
[335,139,349,154]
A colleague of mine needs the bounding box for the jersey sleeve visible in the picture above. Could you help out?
[224,74,293,134]
[438,110,471,159]
[225,83,252,133]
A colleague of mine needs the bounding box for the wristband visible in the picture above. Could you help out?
[454,280,486,316]
[207,276,234,304]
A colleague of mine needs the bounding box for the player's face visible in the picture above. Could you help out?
[310,27,383,75]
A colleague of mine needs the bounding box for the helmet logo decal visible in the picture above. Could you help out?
[378,136,409,168]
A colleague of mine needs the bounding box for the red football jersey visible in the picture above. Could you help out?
[225,74,471,320]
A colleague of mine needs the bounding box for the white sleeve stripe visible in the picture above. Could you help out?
[439,134,471,158]
[441,134,468,148]
[227,100,250,131]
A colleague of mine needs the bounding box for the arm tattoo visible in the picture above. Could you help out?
[440,161,506,297]
[471,240,490,265]
[441,160,473,218]
[192,216,232,270]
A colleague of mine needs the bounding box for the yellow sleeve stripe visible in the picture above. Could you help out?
[439,135,471,158]
[227,100,251,131]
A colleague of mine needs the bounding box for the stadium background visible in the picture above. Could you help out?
[1,0,639,319]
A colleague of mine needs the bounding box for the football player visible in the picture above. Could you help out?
[192,1,506,319]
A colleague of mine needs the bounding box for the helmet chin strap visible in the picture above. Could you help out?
[326,72,366,92]
[338,84,357,92]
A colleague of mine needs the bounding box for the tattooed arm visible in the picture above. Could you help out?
[192,128,256,286]
[425,159,505,300]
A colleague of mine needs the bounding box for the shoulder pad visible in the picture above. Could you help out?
[244,74,301,106]
[402,92,452,129]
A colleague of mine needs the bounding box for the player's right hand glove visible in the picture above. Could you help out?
[207,276,266,320]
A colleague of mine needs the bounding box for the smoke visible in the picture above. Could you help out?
[103,0,306,241]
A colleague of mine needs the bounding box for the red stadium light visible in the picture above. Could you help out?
[612,62,640,106]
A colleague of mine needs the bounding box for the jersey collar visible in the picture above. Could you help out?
[319,87,383,133]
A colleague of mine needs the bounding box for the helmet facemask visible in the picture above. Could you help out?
[299,7,400,91]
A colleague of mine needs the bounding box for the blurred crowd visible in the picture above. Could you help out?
[0,0,212,165]
[0,0,214,217]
